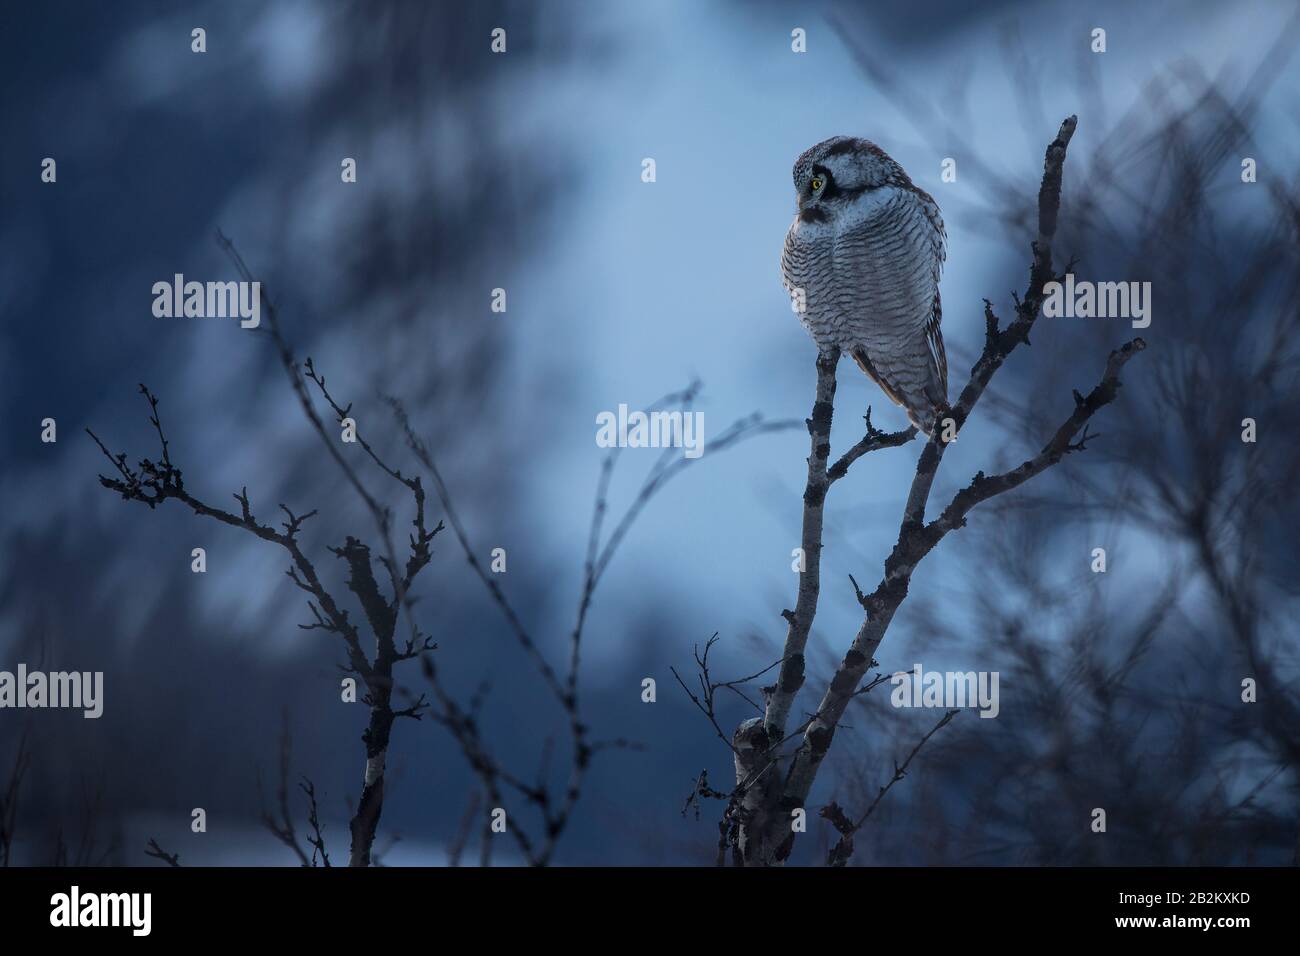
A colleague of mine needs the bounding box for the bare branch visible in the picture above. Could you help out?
[767,353,914,742]
[0,724,31,867]
[822,709,958,866]
[257,720,313,867]
[144,838,180,867]
[670,635,781,757]
[299,778,331,867]
[214,231,425,662]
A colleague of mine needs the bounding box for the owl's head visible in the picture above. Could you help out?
[791,136,907,223]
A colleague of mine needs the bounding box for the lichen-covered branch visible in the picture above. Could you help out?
[766,349,915,741]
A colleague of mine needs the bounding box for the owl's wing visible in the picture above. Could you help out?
[839,185,948,429]
[915,187,948,396]
[850,291,945,418]
[849,345,905,408]
[926,289,947,396]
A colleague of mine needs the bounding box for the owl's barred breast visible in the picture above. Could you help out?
[782,180,946,432]
[783,186,936,351]
[781,218,842,351]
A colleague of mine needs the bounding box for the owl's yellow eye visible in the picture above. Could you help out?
[810,177,824,192]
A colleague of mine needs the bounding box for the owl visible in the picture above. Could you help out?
[781,136,947,435]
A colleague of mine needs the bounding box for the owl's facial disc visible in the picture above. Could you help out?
[808,168,829,199]
[796,165,836,223]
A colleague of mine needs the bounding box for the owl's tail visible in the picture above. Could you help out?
[904,402,940,437]
[850,347,945,437]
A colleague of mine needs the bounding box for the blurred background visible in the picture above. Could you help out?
[1,0,1296,865]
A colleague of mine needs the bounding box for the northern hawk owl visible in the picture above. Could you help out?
[781,136,947,434]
